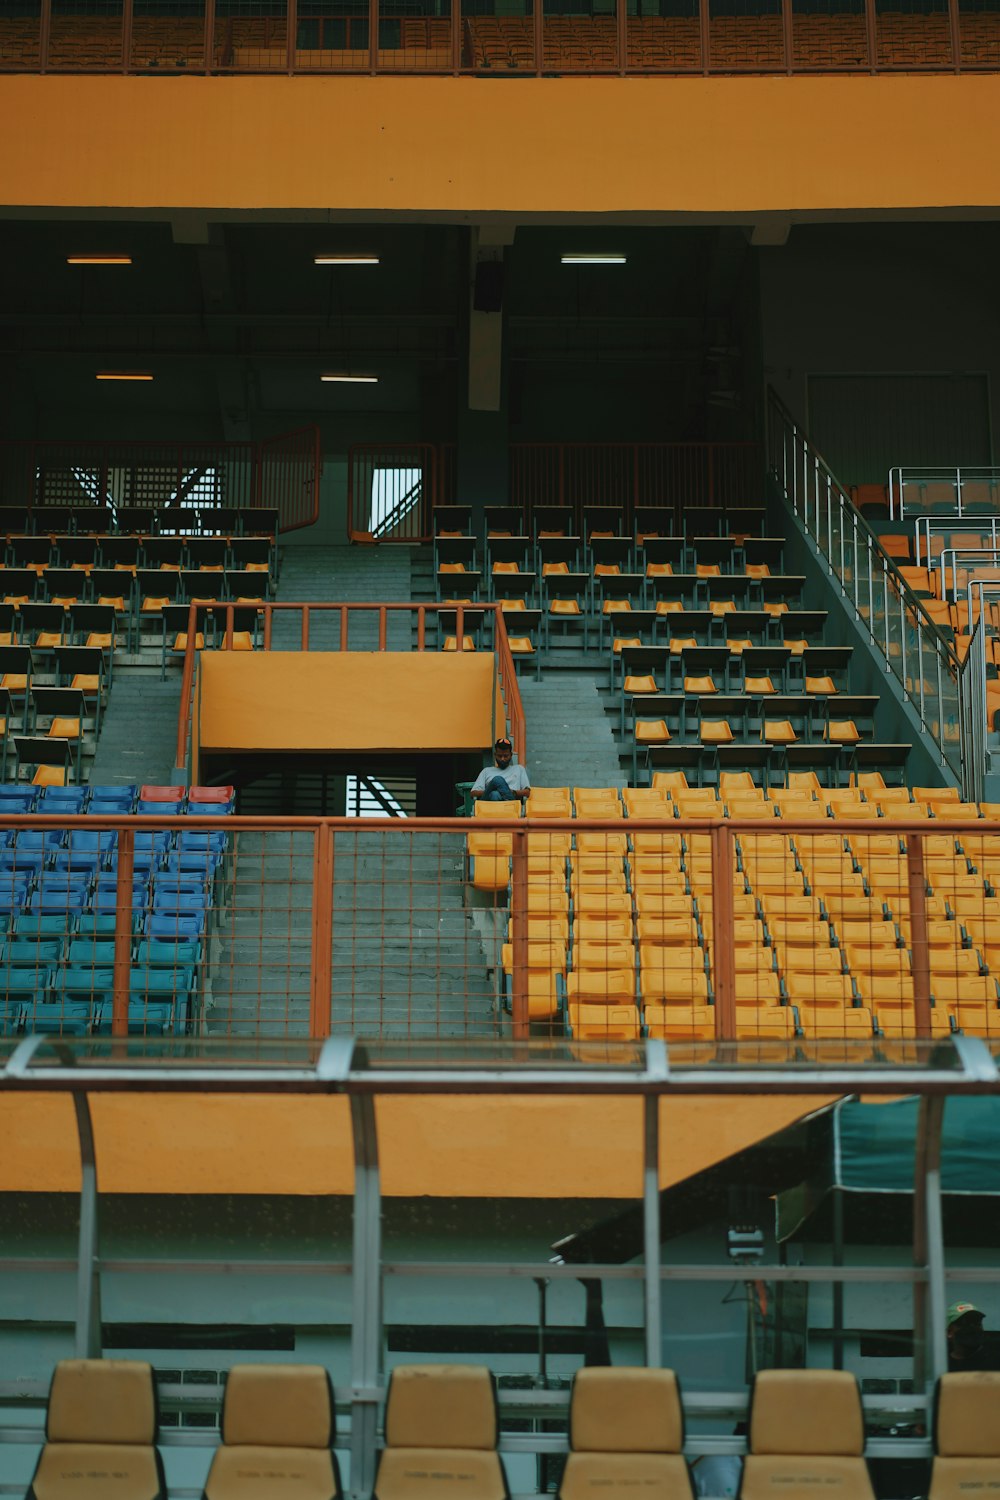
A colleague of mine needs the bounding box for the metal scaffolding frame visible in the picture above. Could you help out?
[0,1034,998,1498]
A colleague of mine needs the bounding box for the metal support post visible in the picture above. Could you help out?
[511,827,529,1040]
[907,834,932,1039]
[913,1095,947,1390]
[350,1094,382,1500]
[643,1092,662,1368]
[73,1093,102,1358]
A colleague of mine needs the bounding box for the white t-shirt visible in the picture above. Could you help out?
[471,763,531,795]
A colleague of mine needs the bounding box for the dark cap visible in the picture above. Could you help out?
[494,737,513,752]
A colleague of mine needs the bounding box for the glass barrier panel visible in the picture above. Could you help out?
[959,0,1000,68]
[708,0,783,68]
[628,0,701,75]
[215,0,287,70]
[792,0,868,68]
[130,0,206,70]
[49,0,122,67]
[464,0,535,73]
[876,0,952,68]
[0,0,42,65]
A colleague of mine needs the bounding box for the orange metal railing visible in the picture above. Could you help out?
[1,813,993,1050]
[174,600,526,773]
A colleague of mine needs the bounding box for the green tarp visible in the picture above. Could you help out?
[777,1096,1000,1241]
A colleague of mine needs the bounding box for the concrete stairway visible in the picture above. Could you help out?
[517,671,625,791]
[205,827,497,1039]
[268,543,415,649]
[87,670,184,787]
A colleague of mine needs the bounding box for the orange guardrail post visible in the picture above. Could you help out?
[111,826,135,1037]
[263,604,273,651]
[309,822,334,1039]
[907,831,932,1039]
[711,823,737,1040]
[301,606,310,651]
[510,824,529,1040]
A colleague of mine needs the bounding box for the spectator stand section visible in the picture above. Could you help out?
[0,500,278,782]
[466,794,1000,1047]
[0,783,234,1038]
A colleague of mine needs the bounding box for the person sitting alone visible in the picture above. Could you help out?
[947,1300,994,1370]
[470,737,530,803]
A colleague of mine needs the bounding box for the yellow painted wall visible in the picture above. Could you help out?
[0,1092,835,1195]
[197,652,496,754]
[3,76,1000,214]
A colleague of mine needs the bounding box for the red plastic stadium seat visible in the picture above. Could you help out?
[189,785,236,804]
[140,784,185,802]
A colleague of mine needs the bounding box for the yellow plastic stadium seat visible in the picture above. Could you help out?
[635,719,671,746]
[48,716,81,740]
[613,635,641,655]
[474,800,521,820]
[929,1371,1000,1500]
[172,631,206,654]
[744,675,776,695]
[549,598,582,617]
[202,1364,340,1500]
[32,763,67,786]
[470,856,510,892]
[684,674,716,694]
[785,970,855,1006]
[741,1370,874,1500]
[651,771,688,797]
[492,560,519,574]
[569,1002,642,1040]
[643,1004,716,1040]
[699,719,734,744]
[805,675,837,694]
[218,631,255,651]
[795,1005,874,1038]
[558,1367,690,1500]
[622,787,671,817]
[574,916,633,946]
[28,1359,166,1500]
[727,637,754,655]
[669,635,698,657]
[827,719,861,743]
[527,786,572,818]
[603,599,632,616]
[374,1364,505,1500]
[762,719,797,744]
[734,1005,796,1039]
[442,635,476,651]
[623,672,658,695]
[573,788,623,817]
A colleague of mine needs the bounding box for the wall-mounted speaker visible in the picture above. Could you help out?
[473,260,504,313]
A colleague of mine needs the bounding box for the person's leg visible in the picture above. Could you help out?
[484,774,516,801]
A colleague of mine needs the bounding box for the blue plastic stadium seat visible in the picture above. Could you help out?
[0,787,37,814]
[36,786,88,814]
[0,1000,23,1035]
[15,830,67,856]
[29,1000,93,1035]
[0,849,47,877]
[1,938,62,968]
[137,800,182,816]
[75,912,127,939]
[145,911,204,941]
[67,937,118,968]
[87,785,137,814]
[13,911,75,939]
[135,938,202,969]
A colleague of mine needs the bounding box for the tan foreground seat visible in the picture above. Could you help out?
[930,1371,1000,1500]
[374,1364,507,1500]
[558,1367,693,1499]
[740,1369,874,1500]
[202,1363,340,1500]
[27,1358,165,1500]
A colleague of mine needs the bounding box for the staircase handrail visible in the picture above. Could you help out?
[767,387,963,783]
